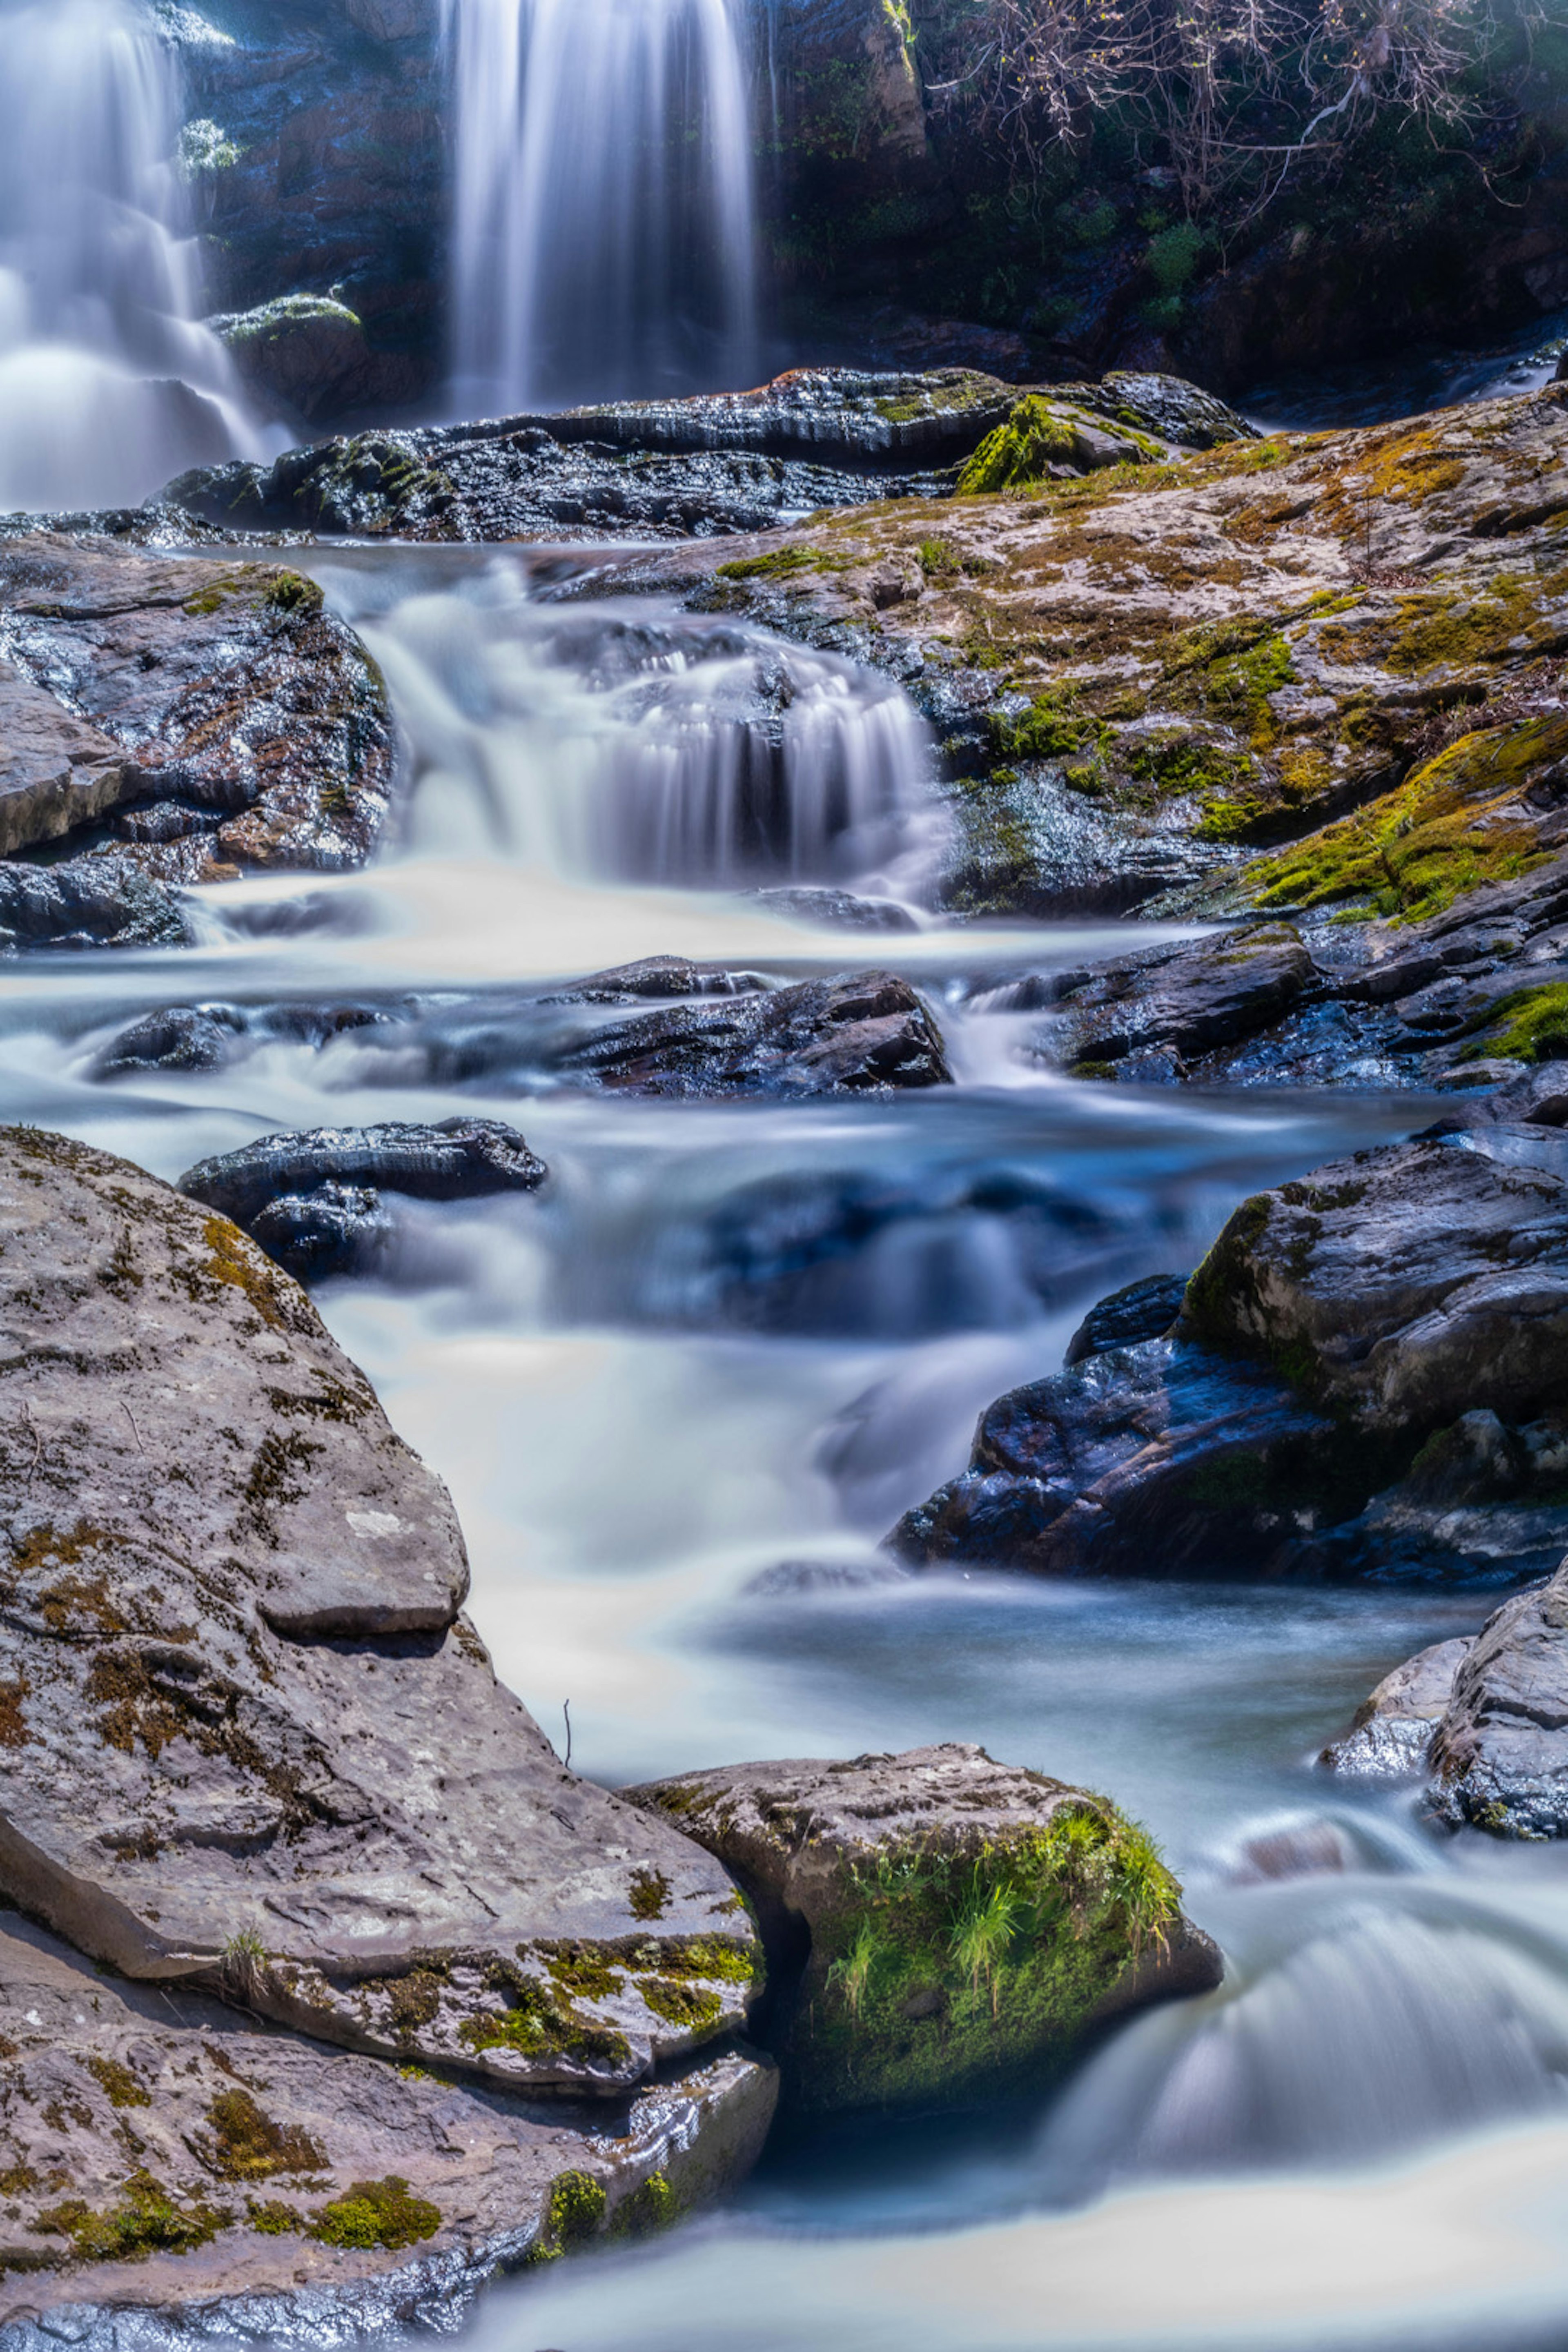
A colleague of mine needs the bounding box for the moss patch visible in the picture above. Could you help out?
[1461,983,1568,1063]
[198,2090,327,2183]
[307,2177,440,2253]
[789,1805,1180,2113]
[34,2171,231,2264]
[84,2058,149,2111]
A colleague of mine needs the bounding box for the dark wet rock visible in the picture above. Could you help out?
[0,856,191,953]
[0,536,392,878]
[1052,925,1316,1074]
[249,1182,396,1285]
[1320,1639,1471,1777]
[181,1118,548,1230]
[92,1005,247,1078]
[741,1559,910,1597]
[541,957,771,1006]
[552,971,952,1098]
[626,1744,1220,2116]
[1426,1565,1568,1835]
[1065,1274,1190,1366]
[180,1119,547,1283]
[0,1127,757,2089]
[893,1126,1568,1580]
[0,1908,774,2326]
[214,296,382,425]
[752,886,920,931]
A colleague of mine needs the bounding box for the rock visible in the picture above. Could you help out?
[1319,1639,1470,1777]
[0,537,393,877]
[1064,1274,1190,1365]
[541,956,771,1006]
[752,886,920,931]
[0,1906,774,2325]
[0,1127,760,2091]
[893,1125,1568,1580]
[179,1120,548,1284]
[0,857,190,954]
[624,1744,1221,2116]
[180,1118,548,1230]
[93,1007,247,1079]
[1053,926,1317,1072]
[1426,1564,1568,1835]
[551,971,953,1097]
[213,297,379,424]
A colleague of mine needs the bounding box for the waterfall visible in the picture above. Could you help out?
[441,0,760,415]
[0,0,262,512]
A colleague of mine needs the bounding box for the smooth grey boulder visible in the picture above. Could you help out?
[553,970,952,1096]
[0,1128,759,2091]
[1319,1639,1471,1776]
[626,1744,1220,2117]
[1427,1566,1568,1835]
[0,1907,775,2325]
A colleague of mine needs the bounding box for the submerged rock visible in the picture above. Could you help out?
[0,536,393,880]
[625,1744,1220,2116]
[0,1127,759,2093]
[893,1127,1568,1580]
[180,1119,549,1283]
[0,1907,774,2324]
[552,970,953,1097]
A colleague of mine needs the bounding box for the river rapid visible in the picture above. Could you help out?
[5,539,1568,2348]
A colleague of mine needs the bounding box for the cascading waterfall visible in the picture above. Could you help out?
[441,0,759,414]
[0,0,263,512]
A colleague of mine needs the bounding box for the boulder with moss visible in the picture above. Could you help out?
[891,1120,1568,1582]
[625,1744,1220,2116]
[0,1125,762,2098]
[0,1906,774,2329]
[0,535,393,886]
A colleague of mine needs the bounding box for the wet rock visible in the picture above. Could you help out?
[92,1005,247,1078]
[213,296,380,424]
[894,1125,1568,1579]
[0,1127,759,2092]
[541,957,771,1006]
[1426,1565,1568,1834]
[752,886,920,931]
[625,1744,1220,2116]
[0,537,393,877]
[180,1119,548,1284]
[0,856,190,954]
[1065,1274,1190,1366]
[552,971,952,1097]
[1054,926,1317,1073]
[0,1908,774,2325]
[1320,1639,1471,1777]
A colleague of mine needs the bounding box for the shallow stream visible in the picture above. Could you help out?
[7,544,1568,2346]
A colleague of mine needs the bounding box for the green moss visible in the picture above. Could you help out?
[266,572,324,619]
[958,397,1082,495]
[457,1969,631,2071]
[1145,224,1206,294]
[629,1868,672,1922]
[84,2057,149,2111]
[638,1979,724,2031]
[789,1807,1182,2112]
[307,2178,440,2253]
[1461,982,1568,1063]
[245,2200,302,2238]
[652,1934,760,1985]
[716,546,826,582]
[199,2090,327,2183]
[989,688,1101,764]
[532,2170,608,2259]
[34,2171,232,2264]
[617,2172,678,2236]
[541,1944,624,2002]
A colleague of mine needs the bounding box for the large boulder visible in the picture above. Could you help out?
[0,1907,773,2325]
[625,1744,1220,2116]
[0,537,393,878]
[892,1125,1568,1579]
[0,1127,760,2094]
[0,855,190,955]
[551,970,953,1096]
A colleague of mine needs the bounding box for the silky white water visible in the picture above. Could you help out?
[0,0,264,509]
[441,0,759,411]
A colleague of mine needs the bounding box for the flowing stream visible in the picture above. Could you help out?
[0,0,265,508]
[5,544,1568,2345]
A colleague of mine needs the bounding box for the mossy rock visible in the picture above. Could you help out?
[624,1744,1218,2116]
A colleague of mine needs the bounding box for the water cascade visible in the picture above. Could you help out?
[0,0,264,511]
[441,0,760,413]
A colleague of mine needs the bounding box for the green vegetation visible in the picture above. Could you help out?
[791,1807,1180,2111]
[989,688,1102,764]
[84,2057,149,2111]
[307,2177,441,2253]
[959,396,1082,494]
[35,2171,231,2264]
[529,2170,607,2261]
[629,1867,672,1921]
[1462,983,1568,1063]
[457,1967,631,2072]
[199,2090,327,2183]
